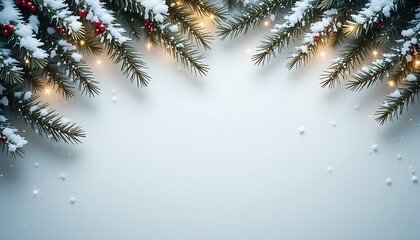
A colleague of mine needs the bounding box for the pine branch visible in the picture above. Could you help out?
[42,65,76,99]
[168,4,213,50]
[0,51,24,84]
[218,0,287,40]
[348,52,400,91]
[321,29,378,88]
[376,74,420,124]
[159,30,209,76]
[105,41,151,87]
[4,89,85,144]
[253,1,321,65]
[180,0,226,22]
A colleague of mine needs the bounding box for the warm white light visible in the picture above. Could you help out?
[32,187,40,198]
[25,58,29,64]
[415,60,420,66]
[44,88,51,95]
[246,49,251,54]
[200,22,204,27]
[372,50,378,56]
[80,40,85,45]
[264,21,269,26]
[388,81,395,87]
[96,59,102,65]
[320,51,326,58]
[147,43,152,49]
[209,14,214,20]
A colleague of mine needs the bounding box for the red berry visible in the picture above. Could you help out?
[61,28,66,34]
[94,28,101,35]
[403,35,411,40]
[98,24,106,32]
[26,1,32,8]
[327,28,333,33]
[30,5,36,12]
[144,19,151,26]
[2,30,9,37]
[16,0,22,6]
[55,26,61,32]
[0,24,5,29]
[1,135,7,143]
[411,51,417,57]
[79,9,87,17]
[21,0,26,7]
[7,25,14,32]
[93,20,101,27]
[314,34,321,41]
[147,26,155,33]
[374,21,383,29]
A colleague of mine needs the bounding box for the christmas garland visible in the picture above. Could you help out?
[1,0,420,157]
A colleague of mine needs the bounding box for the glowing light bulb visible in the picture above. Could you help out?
[209,14,214,20]
[44,88,51,95]
[80,40,85,45]
[415,60,420,66]
[372,50,378,56]
[96,59,102,65]
[32,187,40,198]
[200,22,204,27]
[388,81,395,87]
[25,58,29,64]
[264,21,269,26]
[320,51,326,58]
[147,43,152,49]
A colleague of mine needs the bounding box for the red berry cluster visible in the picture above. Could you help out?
[93,20,106,35]
[1,135,7,143]
[403,35,411,40]
[144,19,155,33]
[55,25,67,35]
[313,34,321,42]
[16,0,36,12]
[374,21,384,29]
[1,24,15,37]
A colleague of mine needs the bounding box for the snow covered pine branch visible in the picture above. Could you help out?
[220,0,420,124]
[0,0,225,156]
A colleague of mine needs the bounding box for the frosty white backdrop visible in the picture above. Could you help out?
[1,27,420,239]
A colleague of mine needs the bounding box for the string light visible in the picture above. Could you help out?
[415,60,420,66]
[24,57,29,64]
[200,22,204,27]
[320,51,326,58]
[44,88,51,95]
[209,14,214,20]
[388,81,395,87]
[96,59,102,65]
[80,40,85,45]
[372,50,378,57]
[147,43,152,50]
[264,21,269,27]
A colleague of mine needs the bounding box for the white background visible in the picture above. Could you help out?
[1,25,420,239]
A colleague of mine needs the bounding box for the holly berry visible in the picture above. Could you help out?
[93,20,101,27]
[61,27,66,34]
[403,35,411,40]
[144,19,151,26]
[374,21,384,29]
[2,29,9,37]
[98,24,106,32]
[21,0,27,7]
[147,26,155,33]
[94,28,101,35]
[314,34,321,42]
[0,24,6,29]
[7,25,14,32]
[411,50,417,57]
[26,1,32,8]
[1,135,7,143]
[30,5,36,12]
[55,26,61,32]
[79,9,87,17]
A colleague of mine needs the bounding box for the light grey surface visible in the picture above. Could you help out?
[1,28,420,239]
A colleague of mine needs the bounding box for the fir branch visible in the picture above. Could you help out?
[218,0,287,40]
[168,4,213,49]
[321,29,378,88]
[105,41,150,87]
[42,65,76,99]
[0,53,24,84]
[253,1,321,65]
[180,0,226,22]
[4,90,85,144]
[376,74,420,124]
[348,52,400,91]
[159,30,209,76]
